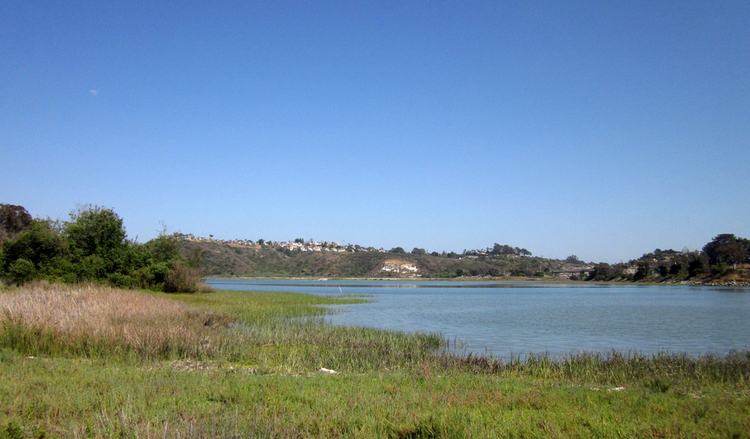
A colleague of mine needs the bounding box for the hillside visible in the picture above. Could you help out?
[178,238,579,278]
[178,233,750,284]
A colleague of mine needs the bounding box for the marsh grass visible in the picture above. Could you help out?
[440,350,750,385]
[2,284,748,381]
[1,284,749,438]
[169,290,444,371]
[0,282,232,359]
[0,284,442,371]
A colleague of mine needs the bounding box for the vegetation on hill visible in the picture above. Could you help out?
[179,233,750,284]
[0,204,200,292]
[1,283,748,437]
[3,202,748,285]
[178,238,572,279]
[585,234,750,284]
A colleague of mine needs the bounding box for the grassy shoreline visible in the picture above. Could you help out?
[1,284,749,437]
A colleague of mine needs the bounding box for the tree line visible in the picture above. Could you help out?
[586,234,750,282]
[0,204,201,291]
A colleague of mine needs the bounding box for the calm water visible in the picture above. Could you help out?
[205,278,750,359]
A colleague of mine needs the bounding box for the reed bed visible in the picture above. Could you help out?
[0,282,229,359]
[1,283,748,382]
[438,350,750,385]
[0,284,441,371]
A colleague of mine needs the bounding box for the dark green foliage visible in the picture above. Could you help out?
[703,234,750,267]
[688,254,708,277]
[389,247,406,254]
[64,206,126,260]
[0,204,32,243]
[588,263,611,281]
[7,259,35,285]
[1,221,68,279]
[490,243,532,256]
[668,262,684,276]
[0,204,197,292]
[144,234,180,263]
[633,262,650,280]
[656,264,669,277]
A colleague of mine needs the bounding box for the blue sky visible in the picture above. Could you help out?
[1,1,748,262]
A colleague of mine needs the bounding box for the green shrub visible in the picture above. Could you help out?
[0,205,194,292]
[8,259,35,285]
[1,220,67,271]
[64,206,126,259]
[107,272,137,288]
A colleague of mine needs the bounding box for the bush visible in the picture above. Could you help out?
[1,221,67,271]
[163,263,201,293]
[8,259,35,285]
[0,205,195,292]
[107,272,137,288]
[144,234,180,263]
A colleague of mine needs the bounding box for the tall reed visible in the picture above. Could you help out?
[0,282,228,359]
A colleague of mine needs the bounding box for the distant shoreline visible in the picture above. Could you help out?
[204,275,750,288]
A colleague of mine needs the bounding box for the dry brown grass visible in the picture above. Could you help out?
[0,282,230,359]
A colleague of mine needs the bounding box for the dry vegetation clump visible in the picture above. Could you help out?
[0,282,230,359]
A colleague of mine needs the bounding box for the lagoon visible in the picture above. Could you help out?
[206,278,750,359]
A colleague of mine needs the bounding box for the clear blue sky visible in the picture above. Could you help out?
[1,1,748,262]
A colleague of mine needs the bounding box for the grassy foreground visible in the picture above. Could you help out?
[1,284,749,438]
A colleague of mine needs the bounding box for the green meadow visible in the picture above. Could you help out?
[1,284,749,438]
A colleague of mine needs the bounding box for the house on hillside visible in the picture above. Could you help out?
[552,267,594,279]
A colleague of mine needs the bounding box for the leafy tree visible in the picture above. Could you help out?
[411,248,426,255]
[7,258,35,285]
[588,263,612,281]
[1,220,68,276]
[703,234,749,268]
[490,243,532,257]
[688,254,708,278]
[656,264,669,277]
[65,206,126,260]
[144,234,180,263]
[633,262,651,280]
[668,262,684,276]
[0,204,199,291]
[389,247,406,254]
[565,255,582,264]
[0,204,33,241]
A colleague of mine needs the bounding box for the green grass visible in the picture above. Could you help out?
[164,290,444,373]
[1,287,749,438]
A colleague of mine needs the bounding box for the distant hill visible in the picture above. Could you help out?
[178,233,750,285]
[177,236,581,279]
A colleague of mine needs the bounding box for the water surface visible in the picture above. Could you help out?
[206,278,750,359]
